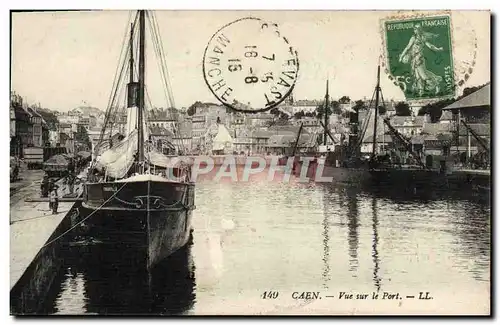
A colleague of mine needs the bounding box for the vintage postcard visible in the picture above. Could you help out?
[9,10,490,316]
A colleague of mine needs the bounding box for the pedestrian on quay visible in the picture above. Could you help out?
[68,157,75,175]
[48,178,54,192]
[49,185,59,214]
[41,175,50,197]
[68,173,75,195]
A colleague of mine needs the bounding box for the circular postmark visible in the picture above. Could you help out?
[203,17,299,113]
[380,11,478,105]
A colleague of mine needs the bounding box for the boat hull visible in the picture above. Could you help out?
[369,168,448,190]
[318,165,370,185]
[292,158,370,185]
[79,179,195,269]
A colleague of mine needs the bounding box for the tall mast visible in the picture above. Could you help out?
[138,10,145,162]
[371,65,381,157]
[323,79,329,146]
[129,23,134,84]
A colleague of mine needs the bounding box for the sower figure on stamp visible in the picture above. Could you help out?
[398,24,444,96]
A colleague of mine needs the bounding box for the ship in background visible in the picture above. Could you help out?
[291,69,384,185]
[80,10,195,270]
[366,71,491,195]
[290,62,490,195]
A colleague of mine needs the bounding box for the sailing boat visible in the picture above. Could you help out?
[367,67,449,191]
[81,10,195,269]
[292,77,372,184]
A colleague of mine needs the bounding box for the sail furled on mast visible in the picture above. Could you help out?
[92,10,184,177]
[93,13,143,178]
[92,12,138,158]
[95,131,138,179]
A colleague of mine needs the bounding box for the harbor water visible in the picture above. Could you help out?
[42,172,490,315]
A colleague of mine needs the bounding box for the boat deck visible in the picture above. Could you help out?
[452,168,491,176]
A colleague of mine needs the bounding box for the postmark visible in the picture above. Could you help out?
[381,11,478,104]
[203,17,299,113]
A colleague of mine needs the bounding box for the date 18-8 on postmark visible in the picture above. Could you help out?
[383,14,455,101]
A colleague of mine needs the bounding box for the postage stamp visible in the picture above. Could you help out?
[382,14,455,102]
[203,17,299,113]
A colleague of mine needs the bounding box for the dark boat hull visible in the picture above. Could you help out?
[321,166,370,185]
[369,168,448,190]
[292,158,370,185]
[79,179,195,269]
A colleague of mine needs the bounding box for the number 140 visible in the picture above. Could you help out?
[262,291,279,299]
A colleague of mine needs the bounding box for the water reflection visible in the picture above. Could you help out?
[321,195,330,289]
[450,200,491,283]
[42,177,490,315]
[50,242,196,315]
[345,187,359,274]
[371,197,381,292]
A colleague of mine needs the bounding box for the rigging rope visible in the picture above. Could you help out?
[93,10,187,169]
[41,181,129,248]
[150,12,176,108]
[147,11,187,154]
[146,12,172,109]
[151,12,186,152]
[153,17,186,154]
[91,12,139,170]
[41,175,190,248]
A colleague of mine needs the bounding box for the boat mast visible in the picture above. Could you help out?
[371,65,381,157]
[323,79,329,146]
[129,23,134,84]
[292,123,304,156]
[138,10,145,162]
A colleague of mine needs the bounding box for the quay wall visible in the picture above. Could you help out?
[10,202,80,315]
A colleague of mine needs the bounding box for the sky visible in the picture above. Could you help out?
[11,10,490,112]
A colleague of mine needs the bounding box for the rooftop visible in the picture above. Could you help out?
[148,107,179,121]
[422,123,453,135]
[294,99,321,107]
[266,134,311,148]
[251,129,274,138]
[248,113,274,119]
[149,126,174,137]
[443,83,490,111]
[269,125,309,134]
[390,115,425,126]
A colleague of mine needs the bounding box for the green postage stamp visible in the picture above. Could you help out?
[383,14,455,101]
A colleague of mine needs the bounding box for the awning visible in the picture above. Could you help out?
[44,154,69,168]
[443,83,490,110]
[77,151,91,159]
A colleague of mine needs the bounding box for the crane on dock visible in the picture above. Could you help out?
[460,119,490,155]
[381,117,426,169]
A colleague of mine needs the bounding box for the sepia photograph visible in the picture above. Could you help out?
[8,8,491,316]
